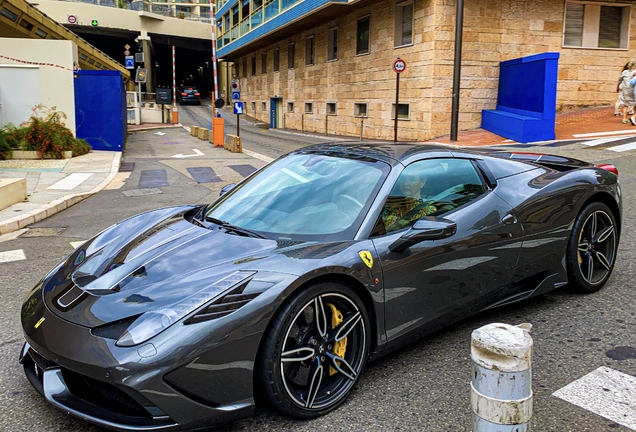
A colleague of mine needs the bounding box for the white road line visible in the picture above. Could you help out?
[574,130,636,138]
[70,241,86,249]
[181,124,191,133]
[0,249,26,263]
[0,228,28,244]
[553,366,636,430]
[48,173,93,190]
[582,137,623,147]
[607,141,636,152]
[242,149,274,163]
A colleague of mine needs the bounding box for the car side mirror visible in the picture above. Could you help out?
[220,183,236,196]
[388,217,457,253]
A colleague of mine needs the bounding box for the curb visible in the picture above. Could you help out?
[127,124,182,133]
[0,152,122,236]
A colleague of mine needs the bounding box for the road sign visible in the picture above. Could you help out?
[393,58,407,74]
[232,91,241,101]
[67,15,77,24]
[125,44,130,50]
[220,92,226,98]
[125,56,134,70]
[232,83,238,89]
[135,68,147,83]
[234,102,244,115]
[91,19,98,27]
[215,98,225,109]
[124,50,130,56]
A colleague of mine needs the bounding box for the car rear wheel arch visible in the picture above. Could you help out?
[580,192,621,238]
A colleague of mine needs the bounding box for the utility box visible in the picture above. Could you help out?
[155,88,172,105]
[74,70,126,151]
[212,118,225,147]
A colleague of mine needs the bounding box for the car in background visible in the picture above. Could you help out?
[178,86,201,105]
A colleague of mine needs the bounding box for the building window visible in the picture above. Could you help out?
[391,103,410,120]
[563,2,630,49]
[251,101,256,111]
[251,57,256,76]
[242,58,247,77]
[328,27,338,61]
[354,103,368,117]
[287,102,294,112]
[288,43,295,69]
[305,36,314,66]
[326,103,337,115]
[305,102,313,113]
[273,48,280,72]
[231,5,239,27]
[224,13,230,30]
[357,16,370,55]
[395,1,413,47]
[262,102,267,110]
[262,52,267,74]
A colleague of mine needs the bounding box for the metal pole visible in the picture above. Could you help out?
[394,71,400,143]
[360,118,364,141]
[471,323,533,431]
[210,0,219,121]
[237,114,240,137]
[172,45,178,124]
[450,0,465,142]
[325,115,328,136]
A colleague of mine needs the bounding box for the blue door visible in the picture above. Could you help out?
[270,97,278,128]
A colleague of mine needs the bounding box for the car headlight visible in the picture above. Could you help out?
[116,271,255,347]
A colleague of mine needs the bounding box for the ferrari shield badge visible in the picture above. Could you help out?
[358,251,373,268]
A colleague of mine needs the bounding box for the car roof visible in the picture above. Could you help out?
[297,142,466,165]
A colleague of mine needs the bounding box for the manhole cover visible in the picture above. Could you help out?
[119,162,135,172]
[20,227,68,237]
[122,188,164,197]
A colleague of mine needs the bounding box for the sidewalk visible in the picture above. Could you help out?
[0,105,633,237]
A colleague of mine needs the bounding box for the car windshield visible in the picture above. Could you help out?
[205,152,390,240]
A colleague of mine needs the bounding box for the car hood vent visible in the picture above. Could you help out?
[185,282,261,325]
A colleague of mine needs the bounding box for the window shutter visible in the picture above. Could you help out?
[402,4,413,45]
[564,3,584,47]
[598,6,622,49]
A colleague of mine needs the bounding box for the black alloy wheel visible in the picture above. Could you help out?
[258,281,370,418]
[566,202,618,293]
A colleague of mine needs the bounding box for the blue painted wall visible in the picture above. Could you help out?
[74,70,126,152]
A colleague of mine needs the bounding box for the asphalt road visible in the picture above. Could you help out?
[1,107,635,432]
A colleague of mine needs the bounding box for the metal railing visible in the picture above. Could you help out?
[51,0,211,22]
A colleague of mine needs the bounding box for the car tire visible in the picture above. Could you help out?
[257,281,370,419]
[566,202,618,293]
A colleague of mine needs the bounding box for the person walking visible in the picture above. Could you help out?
[615,62,632,115]
[618,61,636,124]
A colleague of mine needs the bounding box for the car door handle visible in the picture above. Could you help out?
[502,214,517,225]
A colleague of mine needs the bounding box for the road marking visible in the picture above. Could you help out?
[574,130,636,138]
[70,241,85,249]
[582,137,624,147]
[553,366,636,430]
[607,141,636,152]
[242,149,273,163]
[172,149,204,158]
[155,132,166,136]
[181,125,191,133]
[0,249,26,263]
[48,173,93,190]
[0,229,28,244]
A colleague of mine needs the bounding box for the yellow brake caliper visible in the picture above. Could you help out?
[578,228,583,265]
[326,303,347,376]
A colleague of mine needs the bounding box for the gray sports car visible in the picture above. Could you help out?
[20,143,621,431]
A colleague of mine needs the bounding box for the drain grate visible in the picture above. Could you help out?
[119,162,135,172]
[20,227,68,237]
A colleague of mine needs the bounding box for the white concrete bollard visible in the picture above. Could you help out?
[471,323,533,432]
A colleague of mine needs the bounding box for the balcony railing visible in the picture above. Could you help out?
[50,0,211,22]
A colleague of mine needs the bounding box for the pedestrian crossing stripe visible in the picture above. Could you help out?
[0,249,26,263]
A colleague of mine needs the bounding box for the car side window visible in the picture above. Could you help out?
[371,158,486,236]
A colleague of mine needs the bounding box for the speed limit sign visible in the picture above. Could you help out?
[393,58,407,74]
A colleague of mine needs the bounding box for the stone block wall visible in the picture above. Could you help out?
[232,0,636,141]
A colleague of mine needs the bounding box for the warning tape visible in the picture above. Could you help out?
[0,54,74,71]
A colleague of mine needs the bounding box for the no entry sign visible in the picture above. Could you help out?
[67,15,77,24]
[393,58,407,74]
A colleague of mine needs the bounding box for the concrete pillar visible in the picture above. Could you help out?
[471,323,533,432]
[141,35,154,93]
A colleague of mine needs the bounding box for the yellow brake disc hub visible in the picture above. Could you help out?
[326,303,347,376]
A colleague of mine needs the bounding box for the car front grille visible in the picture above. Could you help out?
[61,369,152,418]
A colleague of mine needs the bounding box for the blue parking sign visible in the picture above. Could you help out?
[234,102,244,115]
[232,91,241,101]
[125,56,134,70]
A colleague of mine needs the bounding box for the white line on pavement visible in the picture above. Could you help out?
[242,149,274,163]
[582,137,624,147]
[553,366,636,430]
[574,130,636,138]
[0,229,28,244]
[70,241,86,249]
[607,141,636,152]
[0,249,26,263]
[48,173,93,190]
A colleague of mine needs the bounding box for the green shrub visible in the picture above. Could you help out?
[0,129,12,160]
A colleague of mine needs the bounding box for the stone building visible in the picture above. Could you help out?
[215,0,635,141]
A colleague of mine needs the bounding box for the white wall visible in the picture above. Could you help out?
[0,38,77,134]
[0,66,40,127]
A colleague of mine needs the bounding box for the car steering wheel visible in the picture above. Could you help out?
[338,194,364,210]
